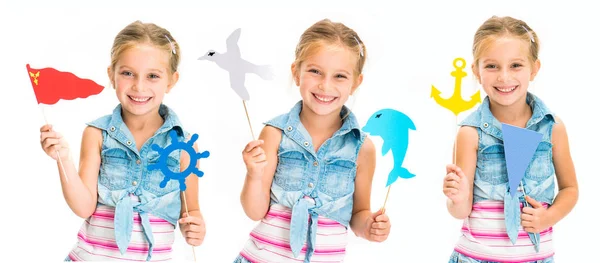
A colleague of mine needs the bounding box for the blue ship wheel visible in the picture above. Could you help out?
[148,130,210,191]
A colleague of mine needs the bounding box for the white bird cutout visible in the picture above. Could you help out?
[198,28,275,101]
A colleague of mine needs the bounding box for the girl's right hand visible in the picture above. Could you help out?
[242,140,267,179]
[40,124,70,161]
[443,164,470,204]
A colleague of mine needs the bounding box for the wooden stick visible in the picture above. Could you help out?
[242,100,255,140]
[453,115,458,164]
[181,192,197,262]
[40,106,69,183]
[382,185,392,213]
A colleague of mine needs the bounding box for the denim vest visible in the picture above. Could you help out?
[265,101,365,262]
[86,104,187,261]
[460,92,556,251]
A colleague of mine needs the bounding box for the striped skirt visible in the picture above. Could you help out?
[66,200,176,261]
[239,204,348,263]
[454,200,554,262]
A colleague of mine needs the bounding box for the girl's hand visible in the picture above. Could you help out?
[40,124,70,160]
[364,209,391,242]
[179,213,206,246]
[242,140,267,179]
[521,196,551,233]
[443,164,470,204]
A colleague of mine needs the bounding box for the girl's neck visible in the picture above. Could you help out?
[299,105,343,138]
[121,109,164,134]
[489,98,532,128]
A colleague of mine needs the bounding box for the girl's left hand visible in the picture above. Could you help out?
[179,213,206,246]
[521,196,551,233]
[365,209,391,242]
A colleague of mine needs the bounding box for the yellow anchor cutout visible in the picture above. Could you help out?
[432,57,482,164]
[431,58,481,116]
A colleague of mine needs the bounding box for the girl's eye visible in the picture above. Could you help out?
[511,63,523,68]
[484,64,497,69]
[309,69,320,74]
[149,74,160,79]
[121,71,133,76]
[336,74,348,79]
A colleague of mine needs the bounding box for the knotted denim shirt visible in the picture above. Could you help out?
[265,101,366,263]
[460,92,556,252]
[87,104,187,261]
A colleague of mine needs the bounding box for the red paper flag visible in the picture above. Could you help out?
[26,64,104,105]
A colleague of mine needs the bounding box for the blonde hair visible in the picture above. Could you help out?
[473,16,540,66]
[293,19,366,79]
[109,20,180,76]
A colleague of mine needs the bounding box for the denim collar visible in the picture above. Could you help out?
[461,92,555,140]
[282,100,361,138]
[95,104,184,157]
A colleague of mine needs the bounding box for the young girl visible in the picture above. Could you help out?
[40,21,206,261]
[234,19,391,263]
[443,16,578,263]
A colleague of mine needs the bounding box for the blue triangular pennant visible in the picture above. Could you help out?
[501,123,543,197]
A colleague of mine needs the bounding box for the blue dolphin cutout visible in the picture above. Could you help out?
[362,109,416,187]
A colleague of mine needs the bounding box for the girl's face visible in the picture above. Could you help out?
[109,43,178,118]
[292,44,362,117]
[473,36,540,109]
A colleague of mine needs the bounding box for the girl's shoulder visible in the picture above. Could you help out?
[85,104,122,131]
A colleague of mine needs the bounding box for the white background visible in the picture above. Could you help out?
[1,0,598,262]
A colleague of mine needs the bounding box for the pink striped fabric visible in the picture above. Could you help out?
[66,196,176,261]
[454,200,554,262]
[240,204,348,262]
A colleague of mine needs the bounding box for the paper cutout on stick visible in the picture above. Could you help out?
[362,109,416,187]
[502,123,543,197]
[198,28,274,101]
[148,130,210,191]
[431,58,481,116]
[26,64,104,105]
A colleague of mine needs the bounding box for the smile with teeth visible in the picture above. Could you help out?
[495,85,517,93]
[313,93,337,103]
[128,96,151,102]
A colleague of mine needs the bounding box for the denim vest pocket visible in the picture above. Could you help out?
[320,158,356,198]
[478,144,508,185]
[524,141,553,182]
[100,148,132,189]
[146,153,181,196]
[274,149,307,191]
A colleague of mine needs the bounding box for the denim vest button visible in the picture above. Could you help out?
[308,182,314,188]
[287,126,293,131]
[483,123,489,128]
[136,159,141,165]
[132,181,138,186]
[110,126,116,132]
[313,161,318,166]
[303,142,309,147]
[126,141,132,146]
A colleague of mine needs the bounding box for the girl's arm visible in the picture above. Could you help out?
[41,125,101,218]
[240,126,281,221]
[522,118,578,232]
[350,137,390,242]
[546,119,578,223]
[445,126,478,219]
